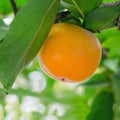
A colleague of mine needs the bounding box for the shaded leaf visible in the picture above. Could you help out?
[60,0,80,17]
[63,0,85,18]
[103,58,119,72]
[86,91,114,120]
[0,0,60,89]
[59,12,81,25]
[111,73,120,120]
[112,73,120,98]
[71,0,102,17]
[84,3,120,32]
[102,36,120,55]
[113,95,120,120]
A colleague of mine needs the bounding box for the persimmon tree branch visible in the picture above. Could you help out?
[9,0,18,15]
[55,11,70,23]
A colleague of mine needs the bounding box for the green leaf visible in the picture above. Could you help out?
[62,0,74,4]
[60,0,80,17]
[86,91,114,120]
[84,3,120,32]
[62,0,85,18]
[102,37,120,49]
[0,19,8,41]
[111,74,120,120]
[78,73,109,87]
[0,0,60,89]
[15,0,28,8]
[102,36,120,55]
[0,0,12,14]
[62,0,102,19]
[71,0,102,17]
[103,58,119,72]
[96,27,120,43]
[112,73,120,98]
[113,95,120,120]
[96,27,120,57]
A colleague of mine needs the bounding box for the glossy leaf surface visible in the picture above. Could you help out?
[0,0,59,89]
[84,3,120,32]
[87,91,114,120]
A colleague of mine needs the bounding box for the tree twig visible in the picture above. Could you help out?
[55,10,70,23]
[9,0,18,15]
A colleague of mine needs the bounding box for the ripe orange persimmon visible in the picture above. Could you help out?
[38,23,102,82]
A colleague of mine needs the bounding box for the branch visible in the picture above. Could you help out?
[55,10,70,23]
[9,0,18,15]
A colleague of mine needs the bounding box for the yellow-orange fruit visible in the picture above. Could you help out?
[38,23,102,82]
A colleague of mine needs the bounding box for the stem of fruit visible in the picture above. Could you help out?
[55,11,70,23]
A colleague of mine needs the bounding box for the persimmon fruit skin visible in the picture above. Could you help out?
[38,23,102,82]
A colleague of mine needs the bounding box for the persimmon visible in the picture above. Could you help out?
[38,23,102,82]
